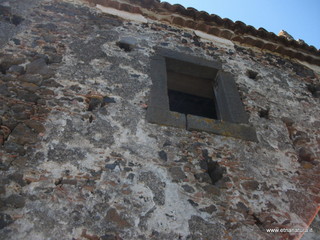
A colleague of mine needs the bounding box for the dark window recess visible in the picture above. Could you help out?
[166,57,218,120]
[246,69,259,80]
[207,161,225,185]
[168,90,217,119]
[259,108,270,119]
[117,42,132,52]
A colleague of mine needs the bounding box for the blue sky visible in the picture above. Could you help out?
[163,0,320,49]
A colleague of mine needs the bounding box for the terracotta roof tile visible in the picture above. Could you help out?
[171,4,187,15]
[197,22,209,33]
[256,28,268,38]
[235,21,246,29]
[210,14,223,26]
[207,26,221,36]
[220,29,234,40]
[263,42,277,52]
[172,16,185,26]
[222,18,234,29]
[197,11,211,22]
[88,0,320,65]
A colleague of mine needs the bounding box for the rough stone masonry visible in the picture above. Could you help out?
[0,0,320,240]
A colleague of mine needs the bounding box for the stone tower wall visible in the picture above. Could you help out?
[0,0,319,239]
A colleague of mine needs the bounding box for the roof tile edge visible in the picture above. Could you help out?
[87,0,320,66]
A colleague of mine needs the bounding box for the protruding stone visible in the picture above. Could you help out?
[18,74,43,86]
[7,65,24,75]
[202,185,221,196]
[241,180,259,191]
[0,125,10,139]
[158,150,167,161]
[17,90,40,103]
[188,199,199,207]
[0,185,5,195]
[307,84,320,98]
[102,96,116,104]
[1,116,18,130]
[105,208,131,229]
[11,104,33,120]
[21,82,39,92]
[0,83,10,97]
[282,117,294,127]
[168,167,187,182]
[24,120,45,133]
[0,102,9,116]
[0,134,4,145]
[8,172,26,186]
[182,184,195,193]
[194,173,212,184]
[87,97,102,111]
[105,162,118,170]
[117,36,137,52]
[34,23,57,32]
[26,58,54,79]
[200,205,217,214]
[42,79,62,88]
[0,54,25,72]
[298,147,315,162]
[0,213,14,230]
[4,141,26,155]
[9,123,38,145]
[207,161,225,184]
[3,194,26,208]
[48,54,63,64]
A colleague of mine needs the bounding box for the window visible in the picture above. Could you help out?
[147,48,257,141]
[166,57,218,119]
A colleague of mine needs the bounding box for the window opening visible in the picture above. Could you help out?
[166,57,218,119]
[168,90,217,119]
[146,48,257,142]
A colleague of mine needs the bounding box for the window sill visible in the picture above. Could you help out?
[187,114,257,142]
[147,107,257,142]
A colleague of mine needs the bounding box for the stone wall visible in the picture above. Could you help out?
[0,0,319,240]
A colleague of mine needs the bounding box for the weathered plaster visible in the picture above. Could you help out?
[0,1,319,240]
[96,4,148,23]
[193,30,235,49]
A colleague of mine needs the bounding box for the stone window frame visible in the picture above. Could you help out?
[146,48,257,142]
